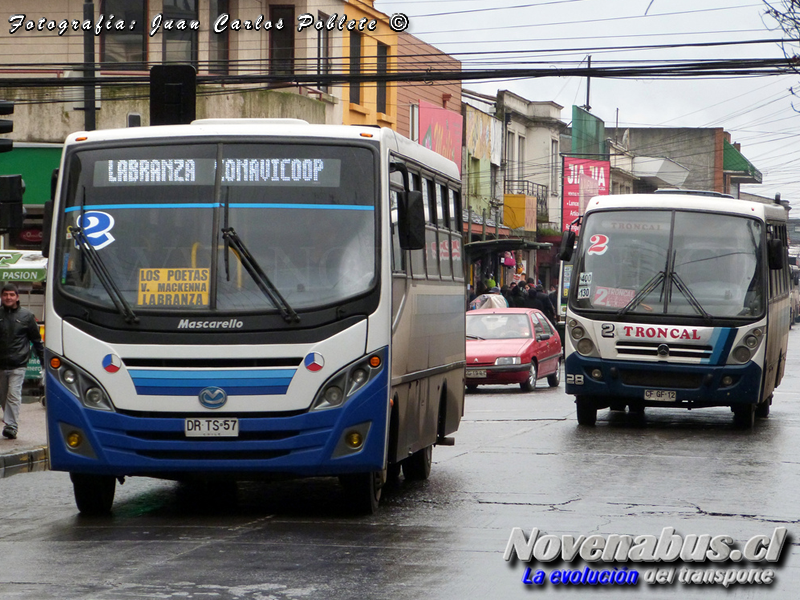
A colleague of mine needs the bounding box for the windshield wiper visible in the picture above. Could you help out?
[670,271,713,322]
[466,334,485,340]
[222,227,300,323]
[617,271,665,316]
[71,226,139,324]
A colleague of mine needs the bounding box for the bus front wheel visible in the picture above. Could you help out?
[732,404,756,429]
[70,473,116,516]
[340,470,385,515]
[575,397,597,426]
[403,445,432,481]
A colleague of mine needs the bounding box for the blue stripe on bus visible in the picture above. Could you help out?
[705,328,735,365]
[134,385,291,396]
[65,203,373,212]
[128,368,297,396]
[130,369,296,380]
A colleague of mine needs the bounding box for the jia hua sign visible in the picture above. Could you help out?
[562,157,610,231]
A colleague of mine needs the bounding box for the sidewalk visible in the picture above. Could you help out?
[0,399,48,477]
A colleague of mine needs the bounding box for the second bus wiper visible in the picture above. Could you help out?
[71,227,139,324]
[222,227,300,323]
[617,271,665,316]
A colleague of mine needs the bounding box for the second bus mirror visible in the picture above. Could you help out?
[767,238,784,270]
[557,229,576,261]
[399,190,425,250]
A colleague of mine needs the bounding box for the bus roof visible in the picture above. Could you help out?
[62,119,461,180]
[584,193,787,222]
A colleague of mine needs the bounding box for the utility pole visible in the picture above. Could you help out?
[584,55,591,112]
[83,1,96,131]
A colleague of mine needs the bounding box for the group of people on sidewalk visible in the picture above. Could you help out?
[469,276,559,326]
[0,283,44,441]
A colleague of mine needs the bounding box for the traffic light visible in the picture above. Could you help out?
[0,101,13,153]
[150,65,196,126]
[0,175,24,232]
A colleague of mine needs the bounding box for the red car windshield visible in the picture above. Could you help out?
[466,313,532,339]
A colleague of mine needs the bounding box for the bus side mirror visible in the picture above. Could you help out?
[399,190,425,250]
[42,200,53,258]
[557,230,576,261]
[42,169,58,257]
[768,238,785,270]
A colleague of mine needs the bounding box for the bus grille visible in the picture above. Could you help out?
[615,341,713,360]
[619,370,704,389]
[135,449,291,461]
[128,430,299,442]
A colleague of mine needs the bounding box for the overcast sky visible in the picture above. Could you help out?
[375,0,800,205]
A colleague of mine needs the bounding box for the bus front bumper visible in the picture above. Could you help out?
[46,367,389,479]
[564,354,763,408]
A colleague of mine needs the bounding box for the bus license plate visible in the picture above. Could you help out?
[185,418,239,437]
[466,369,487,378]
[644,390,676,401]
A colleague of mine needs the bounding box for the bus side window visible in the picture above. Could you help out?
[423,177,440,279]
[409,172,426,279]
[450,189,464,280]
[390,189,405,273]
[438,184,452,280]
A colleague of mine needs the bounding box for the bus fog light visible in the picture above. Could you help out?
[721,375,734,387]
[571,326,585,340]
[345,431,363,449]
[66,430,83,448]
[576,338,595,355]
[732,346,751,363]
[744,335,759,349]
[591,368,603,380]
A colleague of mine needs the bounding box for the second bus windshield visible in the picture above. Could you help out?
[573,209,764,318]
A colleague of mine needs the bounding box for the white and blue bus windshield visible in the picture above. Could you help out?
[573,209,764,319]
[58,142,377,312]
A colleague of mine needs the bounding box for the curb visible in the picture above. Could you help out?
[0,446,48,475]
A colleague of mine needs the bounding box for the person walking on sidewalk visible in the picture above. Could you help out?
[0,283,44,440]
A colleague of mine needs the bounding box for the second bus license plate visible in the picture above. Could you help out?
[185,418,239,437]
[644,390,676,401]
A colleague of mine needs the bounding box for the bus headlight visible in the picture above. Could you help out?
[495,357,521,365]
[577,338,595,356]
[744,335,759,349]
[310,348,387,412]
[732,346,751,363]
[571,326,586,340]
[50,355,115,412]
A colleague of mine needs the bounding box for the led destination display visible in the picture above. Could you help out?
[94,158,341,187]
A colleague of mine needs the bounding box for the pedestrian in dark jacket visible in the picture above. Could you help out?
[0,283,44,440]
[533,284,557,325]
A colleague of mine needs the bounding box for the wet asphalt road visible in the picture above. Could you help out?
[2,331,800,599]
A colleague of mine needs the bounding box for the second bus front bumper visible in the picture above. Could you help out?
[564,354,763,408]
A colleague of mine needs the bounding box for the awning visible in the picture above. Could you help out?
[465,238,551,259]
[632,156,689,187]
[0,250,47,282]
[723,141,762,184]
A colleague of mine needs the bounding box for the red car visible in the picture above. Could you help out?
[466,308,562,391]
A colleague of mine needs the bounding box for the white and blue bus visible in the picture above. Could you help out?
[42,119,466,514]
[559,191,790,427]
